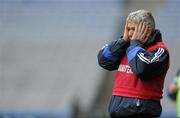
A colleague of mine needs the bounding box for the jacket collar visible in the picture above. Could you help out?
[144,29,162,47]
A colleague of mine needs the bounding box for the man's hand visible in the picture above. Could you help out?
[131,22,152,44]
[123,23,130,43]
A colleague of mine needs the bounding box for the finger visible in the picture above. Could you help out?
[134,22,138,32]
[138,22,143,32]
[141,25,149,39]
[132,23,138,39]
[144,35,149,43]
[123,22,129,41]
[125,22,128,30]
[143,28,152,43]
[140,22,146,34]
[146,29,152,40]
[146,29,152,38]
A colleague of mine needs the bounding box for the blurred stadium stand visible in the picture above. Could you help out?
[0,0,180,118]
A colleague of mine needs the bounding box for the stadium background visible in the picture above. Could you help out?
[0,0,180,117]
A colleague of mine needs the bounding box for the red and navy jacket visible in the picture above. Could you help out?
[98,30,170,101]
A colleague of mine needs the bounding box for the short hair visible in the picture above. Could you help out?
[126,9,155,30]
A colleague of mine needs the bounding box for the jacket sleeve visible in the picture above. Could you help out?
[97,38,129,71]
[126,40,169,80]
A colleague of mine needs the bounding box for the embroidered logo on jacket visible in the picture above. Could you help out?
[118,64,133,74]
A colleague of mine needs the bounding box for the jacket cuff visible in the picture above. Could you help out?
[130,40,144,47]
[109,37,129,53]
[117,37,130,47]
[126,40,145,62]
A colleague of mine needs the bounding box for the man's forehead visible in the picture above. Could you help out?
[127,22,137,27]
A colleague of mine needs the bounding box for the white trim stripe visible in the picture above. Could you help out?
[137,48,165,64]
[137,53,150,64]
